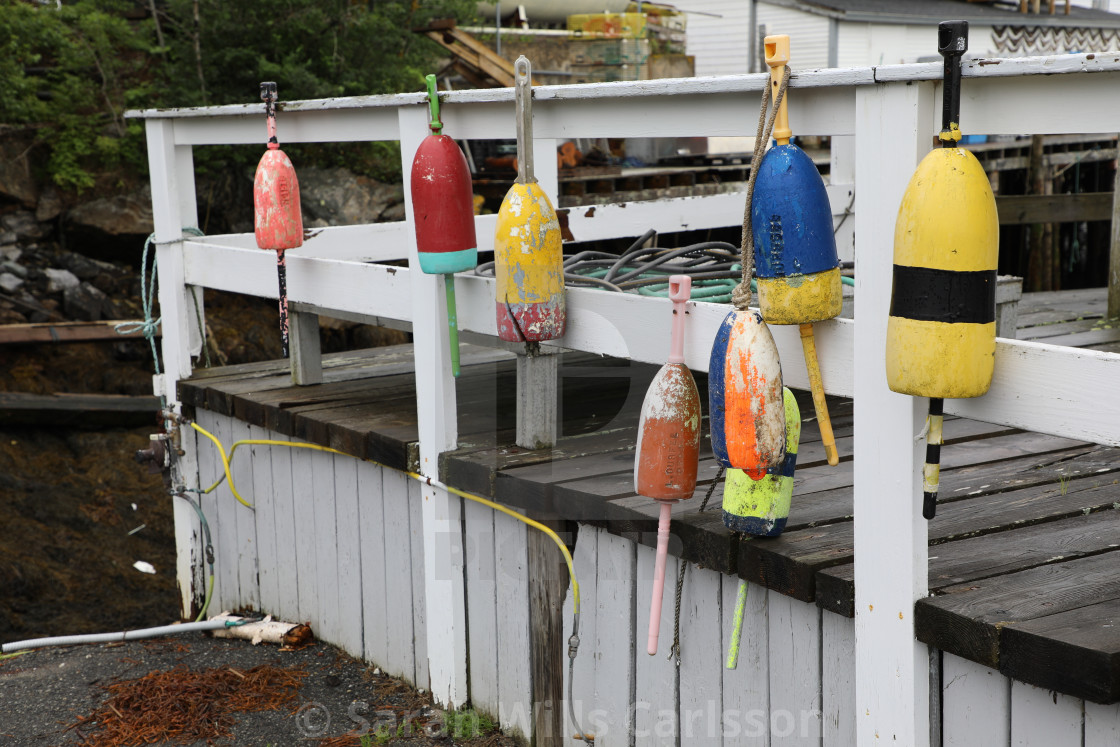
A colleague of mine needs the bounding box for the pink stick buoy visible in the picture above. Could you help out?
[634,275,700,656]
[648,501,674,655]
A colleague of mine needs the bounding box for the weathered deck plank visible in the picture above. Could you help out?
[914,552,1120,676]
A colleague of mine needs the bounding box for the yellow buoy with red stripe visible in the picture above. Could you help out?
[494,57,565,343]
[886,20,998,519]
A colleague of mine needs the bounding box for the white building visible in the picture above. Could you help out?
[672,0,1120,74]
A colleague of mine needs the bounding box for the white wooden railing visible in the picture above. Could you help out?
[129,52,1120,745]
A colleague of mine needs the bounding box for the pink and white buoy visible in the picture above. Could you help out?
[253,81,303,359]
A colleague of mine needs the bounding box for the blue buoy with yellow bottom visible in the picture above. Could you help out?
[751,35,842,468]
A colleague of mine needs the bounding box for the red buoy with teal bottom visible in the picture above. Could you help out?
[410,74,478,377]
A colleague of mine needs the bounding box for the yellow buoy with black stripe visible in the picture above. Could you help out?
[886,20,998,520]
[886,147,998,398]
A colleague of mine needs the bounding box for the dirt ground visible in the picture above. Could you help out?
[0,288,512,746]
[0,291,298,645]
[0,635,519,746]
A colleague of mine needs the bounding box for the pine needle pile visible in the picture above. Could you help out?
[70,664,306,745]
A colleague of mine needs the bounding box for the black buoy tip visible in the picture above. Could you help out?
[938,20,969,57]
[923,492,938,520]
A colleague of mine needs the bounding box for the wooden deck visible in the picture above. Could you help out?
[178,287,1120,706]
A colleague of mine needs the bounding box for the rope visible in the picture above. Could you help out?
[733,67,792,311]
[115,228,207,409]
[667,466,725,665]
[697,466,725,514]
[668,557,686,666]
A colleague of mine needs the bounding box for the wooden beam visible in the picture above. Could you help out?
[528,520,568,746]
[0,320,160,345]
[996,192,1113,225]
[0,391,161,428]
[421,26,516,88]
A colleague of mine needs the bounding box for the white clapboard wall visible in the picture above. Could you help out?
[562,525,1120,747]
[561,523,845,747]
[190,409,533,735]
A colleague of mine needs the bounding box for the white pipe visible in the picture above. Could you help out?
[1,619,234,654]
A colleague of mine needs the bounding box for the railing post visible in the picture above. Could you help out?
[399,105,469,706]
[146,118,205,619]
[852,79,934,747]
[289,308,323,385]
[147,119,202,407]
[515,136,561,449]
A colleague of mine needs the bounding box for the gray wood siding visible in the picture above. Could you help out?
[192,413,1120,745]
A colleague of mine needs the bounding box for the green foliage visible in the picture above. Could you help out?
[0,0,479,192]
[159,0,477,106]
[439,705,498,739]
[0,0,155,191]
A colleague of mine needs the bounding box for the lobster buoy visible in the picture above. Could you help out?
[410,74,478,377]
[751,35,841,467]
[886,20,998,519]
[495,57,565,343]
[253,82,303,359]
[722,387,801,537]
[708,309,785,481]
[634,276,700,656]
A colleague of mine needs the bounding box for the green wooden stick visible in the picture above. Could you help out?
[445,274,461,377]
[726,579,748,669]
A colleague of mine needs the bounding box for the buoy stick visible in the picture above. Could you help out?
[421,74,465,378]
[648,500,673,656]
[445,274,461,377]
[938,21,968,147]
[725,578,748,669]
[277,249,289,359]
[923,398,945,519]
[515,57,533,184]
[799,323,837,465]
[765,35,792,144]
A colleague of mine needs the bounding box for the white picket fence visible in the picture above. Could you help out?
[130,52,1120,745]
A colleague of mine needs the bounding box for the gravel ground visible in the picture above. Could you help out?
[0,634,517,746]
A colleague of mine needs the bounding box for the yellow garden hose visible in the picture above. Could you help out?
[406,469,579,616]
[188,419,592,742]
[187,422,580,614]
[190,421,255,509]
